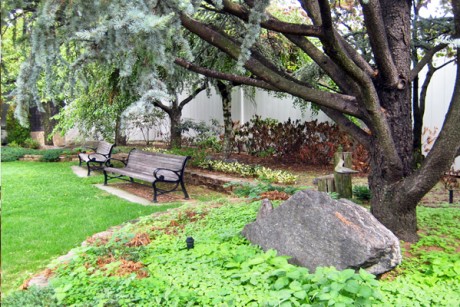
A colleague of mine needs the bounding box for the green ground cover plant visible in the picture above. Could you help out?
[3,201,383,306]
[2,162,459,306]
[4,198,458,306]
[1,161,180,296]
[200,159,297,184]
[380,206,460,305]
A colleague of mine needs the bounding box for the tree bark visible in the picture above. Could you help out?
[169,108,182,149]
[42,101,62,146]
[114,115,127,146]
[176,0,460,242]
[217,81,233,159]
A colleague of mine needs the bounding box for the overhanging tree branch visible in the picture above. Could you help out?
[180,13,363,118]
[174,58,278,90]
[220,0,323,37]
[410,43,449,81]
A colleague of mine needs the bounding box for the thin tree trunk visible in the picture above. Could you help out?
[42,101,62,146]
[169,109,182,148]
[217,81,233,159]
[115,115,127,145]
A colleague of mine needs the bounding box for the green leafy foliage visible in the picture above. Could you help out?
[353,185,371,201]
[380,207,460,305]
[168,147,208,167]
[40,149,63,162]
[200,159,297,184]
[225,181,307,199]
[22,138,41,149]
[19,202,383,306]
[1,146,39,162]
[6,105,30,145]
[1,286,58,307]
[180,118,222,152]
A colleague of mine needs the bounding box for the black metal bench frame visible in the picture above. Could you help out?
[78,141,115,176]
[443,169,459,204]
[103,149,190,202]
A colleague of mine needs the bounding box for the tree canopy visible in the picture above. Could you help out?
[3,0,460,242]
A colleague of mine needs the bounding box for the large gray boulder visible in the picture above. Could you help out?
[242,190,401,275]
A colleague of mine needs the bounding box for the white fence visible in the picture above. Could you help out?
[64,60,459,170]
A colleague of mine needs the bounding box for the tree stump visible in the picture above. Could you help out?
[334,172,353,198]
[317,174,335,193]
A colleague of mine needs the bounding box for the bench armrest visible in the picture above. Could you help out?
[88,153,110,162]
[105,157,127,167]
[154,168,180,181]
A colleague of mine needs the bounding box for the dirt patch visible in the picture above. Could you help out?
[110,181,226,204]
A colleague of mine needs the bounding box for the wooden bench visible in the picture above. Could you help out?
[103,149,190,202]
[78,141,115,176]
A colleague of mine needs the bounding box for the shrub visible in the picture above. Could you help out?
[167,147,207,167]
[225,181,306,199]
[1,146,38,162]
[180,118,222,150]
[6,105,30,145]
[7,141,21,148]
[2,286,58,306]
[41,149,63,162]
[200,159,297,184]
[353,185,372,201]
[23,138,41,149]
[233,116,370,168]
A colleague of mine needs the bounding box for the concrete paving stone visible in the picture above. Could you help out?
[95,184,152,206]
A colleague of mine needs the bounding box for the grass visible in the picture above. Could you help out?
[1,161,181,295]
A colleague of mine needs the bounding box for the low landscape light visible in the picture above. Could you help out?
[186,237,194,249]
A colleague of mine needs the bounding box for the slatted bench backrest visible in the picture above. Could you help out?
[126,150,188,173]
[96,141,115,155]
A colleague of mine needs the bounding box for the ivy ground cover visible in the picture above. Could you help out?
[1,161,180,296]
[3,198,460,306]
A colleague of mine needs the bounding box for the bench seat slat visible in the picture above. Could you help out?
[103,149,190,202]
[78,141,115,176]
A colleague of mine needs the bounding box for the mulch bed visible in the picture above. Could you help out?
[110,152,459,206]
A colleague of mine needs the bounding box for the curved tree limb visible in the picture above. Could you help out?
[220,0,323,37]
[360,0,400,87]
[410,43,449,81]
[404,51,460,200]
[320,107,372,148]
[179,82,208,109]
[174,58,278,91]
[180,13,363,118]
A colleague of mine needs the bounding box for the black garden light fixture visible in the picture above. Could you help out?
[186,237,194,249]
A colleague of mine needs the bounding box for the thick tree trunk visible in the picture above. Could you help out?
[369,86,420,242]
[368,143,419,242]
[169,109,182,148]
[366,0,421,242]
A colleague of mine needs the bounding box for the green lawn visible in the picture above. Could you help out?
[1,161,180,295]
